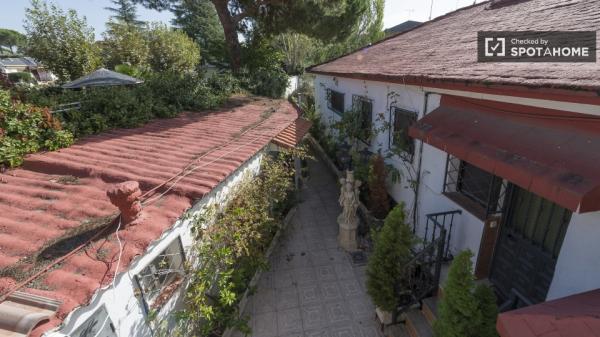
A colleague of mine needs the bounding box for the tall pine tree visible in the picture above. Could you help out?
[105,0,144,27]
[133,0,384,72]
[171,0,227,66]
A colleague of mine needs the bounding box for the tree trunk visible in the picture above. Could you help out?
[211,0,242,73]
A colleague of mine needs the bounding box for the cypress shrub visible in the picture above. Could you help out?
[366,204,414,311]
[434,250,499,337]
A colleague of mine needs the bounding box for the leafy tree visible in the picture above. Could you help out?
[171,0,227,66]
[273,33,318,75]
[24,0,102,82]
[105,0,145,27]
[434,250,499,337]
[0,29,26,55]
[133,0,385,72]
[366,204,414,311]
[145,23,201,72]
[101,22,150,70]
[311,0,385,64]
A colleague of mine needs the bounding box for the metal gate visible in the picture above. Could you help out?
[491,184,572,307]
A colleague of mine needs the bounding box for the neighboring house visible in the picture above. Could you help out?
[0,98,308,337]
[383,20,421,37]
[0,57,55,84]
[308,0,600,336]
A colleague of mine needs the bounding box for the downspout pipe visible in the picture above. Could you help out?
[412,91,431,231]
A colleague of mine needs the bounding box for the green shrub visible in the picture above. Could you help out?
[240,67,288,98]
[366,204,415,311]
[0,89,74,168]
[474,283,500,337]
[433,250,499,337]
[181,148,307,336]
[240,38,289,98]
[8,72,35,84]
[15,71,240,138]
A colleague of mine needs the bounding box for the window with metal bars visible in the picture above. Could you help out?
[352,95,373,143]
[327,89,345,115]
[444,155,507,216]
[389,107,417,161]
[135,237,186,312]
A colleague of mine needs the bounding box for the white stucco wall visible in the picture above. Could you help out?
[313,74,600,300]
[45,150,266,337]
[313,75,485,263]
[547,211,600,300]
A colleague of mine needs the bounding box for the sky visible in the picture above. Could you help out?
[1,0,481,40]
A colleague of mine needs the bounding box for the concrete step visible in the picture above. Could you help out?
[405,309,433,337]
[383,324,410,337]
[421,297,438,325]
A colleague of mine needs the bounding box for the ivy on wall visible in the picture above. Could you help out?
[152,147,309,336]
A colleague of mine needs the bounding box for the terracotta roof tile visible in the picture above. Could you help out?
[497,289,600,337]
[309,0,600,90]
[0,97,298,336]
[272,118,312,148]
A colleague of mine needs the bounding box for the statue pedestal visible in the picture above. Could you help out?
[338,215,359,252]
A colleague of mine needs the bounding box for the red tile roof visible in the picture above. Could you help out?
[0,97,298,336]
[497,289,600,337]
[272,118,312,148]
[308,0,600,91]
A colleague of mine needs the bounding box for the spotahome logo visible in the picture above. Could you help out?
[478,31,596,62]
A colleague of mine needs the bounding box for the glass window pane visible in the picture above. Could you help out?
[392,108,417,155]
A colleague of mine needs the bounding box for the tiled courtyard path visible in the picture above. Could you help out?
[240,157,383,337]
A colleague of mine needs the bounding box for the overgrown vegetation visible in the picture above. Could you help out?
[15,71,239,138]
[174,148,308,336]
[0,89,73,168]
[366,204,415,311]
[434,250,499,337]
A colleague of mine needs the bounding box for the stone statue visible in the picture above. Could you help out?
[338,170,361,251]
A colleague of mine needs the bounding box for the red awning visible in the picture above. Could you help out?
[272,118,312,149]
[497,289,600,337]
[409,96,600,213]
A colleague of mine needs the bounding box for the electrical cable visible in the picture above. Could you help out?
[89,216,124,337]
[0,103,287,303]
[142,128,275,207]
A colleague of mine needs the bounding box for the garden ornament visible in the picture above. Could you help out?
[338,170,361,251]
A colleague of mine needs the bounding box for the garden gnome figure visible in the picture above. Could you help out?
[338,170,361,251]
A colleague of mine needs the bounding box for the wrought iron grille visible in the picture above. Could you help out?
[136,237,186,311]
[443,154,507,216]
[424,210,462,261]
[392,210,460,323]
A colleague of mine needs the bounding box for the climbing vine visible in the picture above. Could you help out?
[171,147,309,336]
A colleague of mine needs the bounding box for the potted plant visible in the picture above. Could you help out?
[366,204,415,325]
